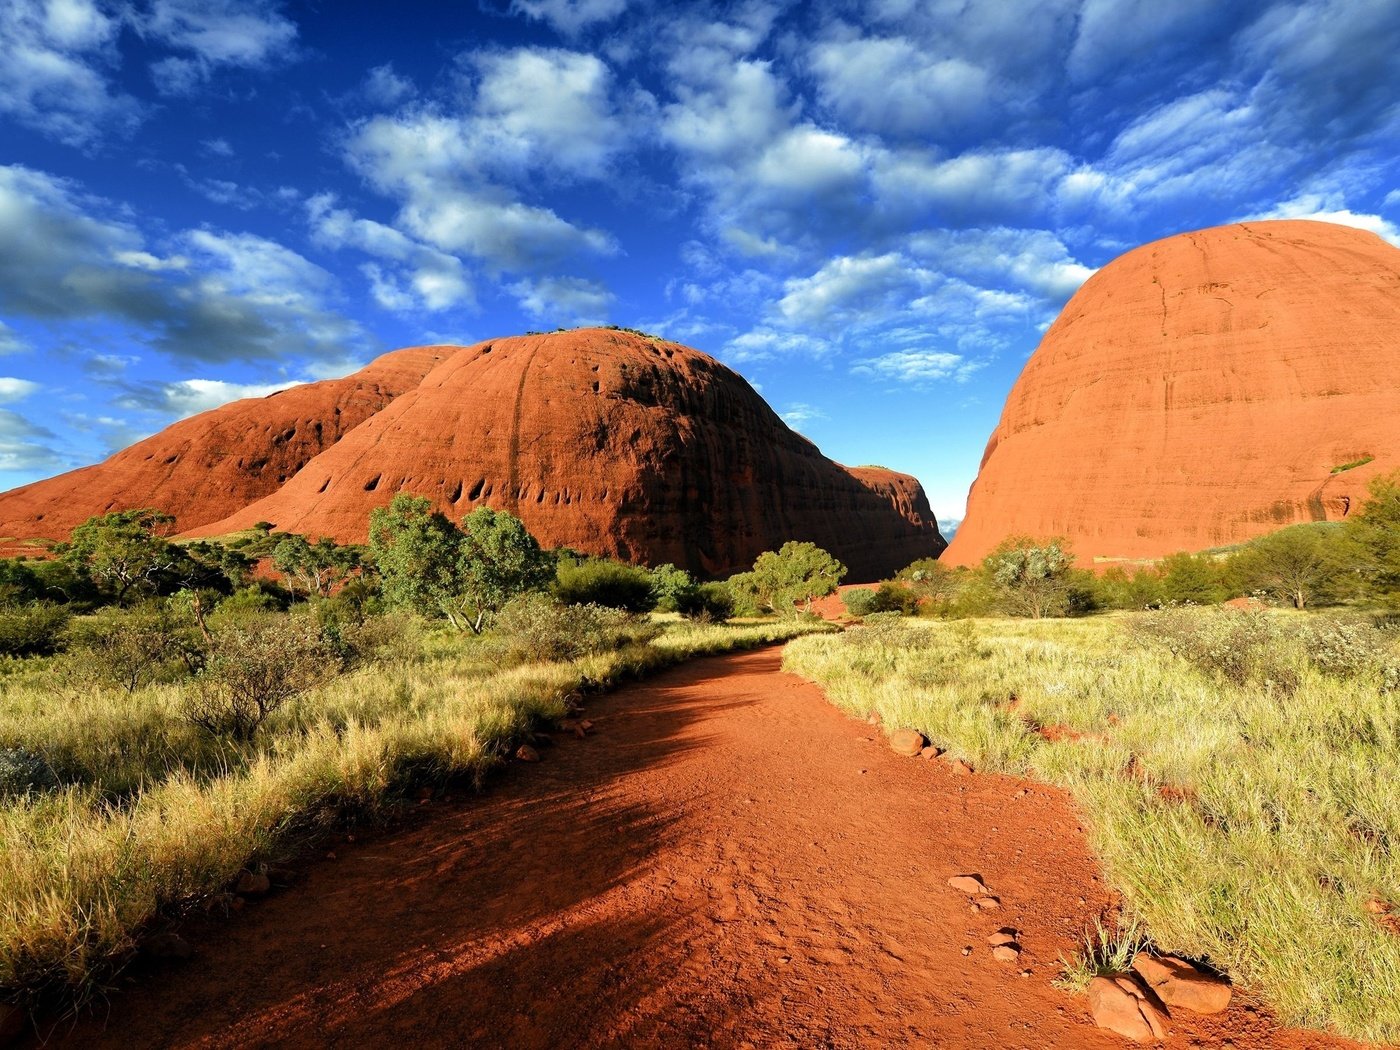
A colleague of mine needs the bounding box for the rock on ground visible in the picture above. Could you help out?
[1131,953,1232,1014]
[1088,974,1170,1042]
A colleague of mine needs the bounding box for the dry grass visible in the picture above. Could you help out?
[784,610,1400,1043]
[0,616,829,1005]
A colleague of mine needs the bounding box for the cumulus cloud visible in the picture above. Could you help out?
[776,253,930,327]
[132,377,304,418]
[509,0,628,36]
[0,164,370,364]
[907,227,1095,302]
[851,347,984,386]
[0,378,40,402]
[0,0,141,147]
[141,0,299,95]
[0,409,63,473]
[509,275,613,324]
[361,63,414,107]
[873,147,1073,225]
[1248,194,1400,246]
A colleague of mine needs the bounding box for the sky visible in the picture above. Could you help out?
[0,0,1397,534]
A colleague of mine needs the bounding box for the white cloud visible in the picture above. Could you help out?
[0,409,62,473]
[873,147,1072,223]
[907,227,1095,302]
[0,0,141,147]
[510,275,613,324]
[155,377,304,418]
[1068,0,1221,80]
[1248,194,1400,247]
[851,348,983,386]
[0,378,39,402]
[509,0,628,36]
[0,164,371,364]
[200,137,233,156]
[776,254,931,326]
[722,327,832,362]
[141,0,298,95]
[0,323,28,355]
[362,63,413,107]
[811,33,991,136]
[780,403,827,430]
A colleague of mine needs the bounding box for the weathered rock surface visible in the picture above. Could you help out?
[946,220,1400,566]
[184,329,944,578]
[1131,952,1232,1014]
[0,345,448,540]
[887,728,927,757]
[1087,974,1171,1042]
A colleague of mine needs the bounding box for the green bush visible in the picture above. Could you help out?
[0,603,72,656]
[554,558,657,612]
[842,588,879,617]
[0,747,59,798]
[492,593,660,663]
[648,563,695,612]
[66,603,205,692]
[674,581,735,622]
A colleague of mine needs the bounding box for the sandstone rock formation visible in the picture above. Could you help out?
[0,345,449,540]
[2,329,942,579]
[945,220,1400,566]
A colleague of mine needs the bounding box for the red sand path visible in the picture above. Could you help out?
[44,647,1358,1048]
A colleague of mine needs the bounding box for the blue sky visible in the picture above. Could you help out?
[0,0,1397,532]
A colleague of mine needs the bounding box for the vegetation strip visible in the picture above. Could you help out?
[784,612,1400,1043]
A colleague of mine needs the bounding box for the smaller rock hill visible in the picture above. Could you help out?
[0,329,944,580]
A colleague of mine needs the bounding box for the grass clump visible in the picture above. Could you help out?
[784,609,1400,1042]
[1054,917,1149,992]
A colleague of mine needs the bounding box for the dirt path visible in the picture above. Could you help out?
[45,647,1357,1049]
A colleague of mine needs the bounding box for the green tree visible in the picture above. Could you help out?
[1159,551,1225,605]
[1228,523,1346,609]
[272,535,362,599]
[555,558,657,612]
[455,506,554,631]
[368,495,468,626]
[61,509,179,603]
[1344,471,1400,604]
[648,563,695,612]
[746,541,847,614]
[984,537,1073,618]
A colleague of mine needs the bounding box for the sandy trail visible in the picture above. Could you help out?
[47,646,1356,1049]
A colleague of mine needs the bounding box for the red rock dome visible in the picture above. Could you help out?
[944,220,1400,566]
[0,328,942,579]
[0,344,448,541]
[188,328,943,579]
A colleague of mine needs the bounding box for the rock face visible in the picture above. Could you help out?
[945,220,1400,566]
[3,329,942,579]
[0,345,449,540]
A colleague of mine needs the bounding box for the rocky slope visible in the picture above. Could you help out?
[944,220,1400,566]
[0,345,450,540]
[1,329,942,579]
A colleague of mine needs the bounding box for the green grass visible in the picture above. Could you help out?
[0,616,831,1006]
[783,612,1400,1043]
[1332,455,1376,474]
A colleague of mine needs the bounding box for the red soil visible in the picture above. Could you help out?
[946,219,1400,567]
[39,648,1359,1049]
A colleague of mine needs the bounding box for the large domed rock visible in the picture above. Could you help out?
[944,220,1400,566]
[0,345,449,541]
[189,329,943,578]
[0,328,942,579]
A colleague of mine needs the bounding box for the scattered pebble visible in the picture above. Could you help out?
[947,874,990,895]
[515,744,541,763]
[961,946,972,957]
[948,758,974,776]
[919,745,943,761]
[974,896,1000,910]
[987,928,1018,947]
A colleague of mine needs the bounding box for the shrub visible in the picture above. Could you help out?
[554,558,657,612]
[985,538,1074,618]
[1158,551,1225,605]
[66,603,204,692]
[1130,609,1304,692]
[674,581,735,622]
[0,603,72,656]
[842,588,879,617]
[871,581,920,615]
[492,593,660,663]
[185,614,336,740]
[0,747,59,798]
[648,563,695,612]
[1296,618,1392,678]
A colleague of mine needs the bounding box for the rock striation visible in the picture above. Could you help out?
[2,329,942,579]
[945,220,1400,566]
[0,345,449,540]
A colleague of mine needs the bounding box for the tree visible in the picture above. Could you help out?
[454,507,554,631]
[367,496,552,632]
[648,563,695,612]
[1344,471,1400,604]
[984,537,1073,619]
[1229,523,1345,609]
[368,495,469,626]
[272,535,362,599]
[61,509,180,603]
[896,557,958,611]
[746,541,847,614]
[1159,551,1224,605]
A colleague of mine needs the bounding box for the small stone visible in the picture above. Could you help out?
[572,725,587,739]
[515,744,541,763]
[974,896,1001,910]
[1019,969,1033,978]
[234,871,270,895]
[992,944,1021,962]
[325,851,337,860]
[987,928,1018,947]
[888,729,927,757]
[947,758,974,776]
[919,745,943,761]
[948,874,990,895]
[1088,974,1171,1042]
[867,712,882,726]
[144,932,193,960]
[579,719,594,732]
[1131,953,1232,1015]
[961,946,972,957]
